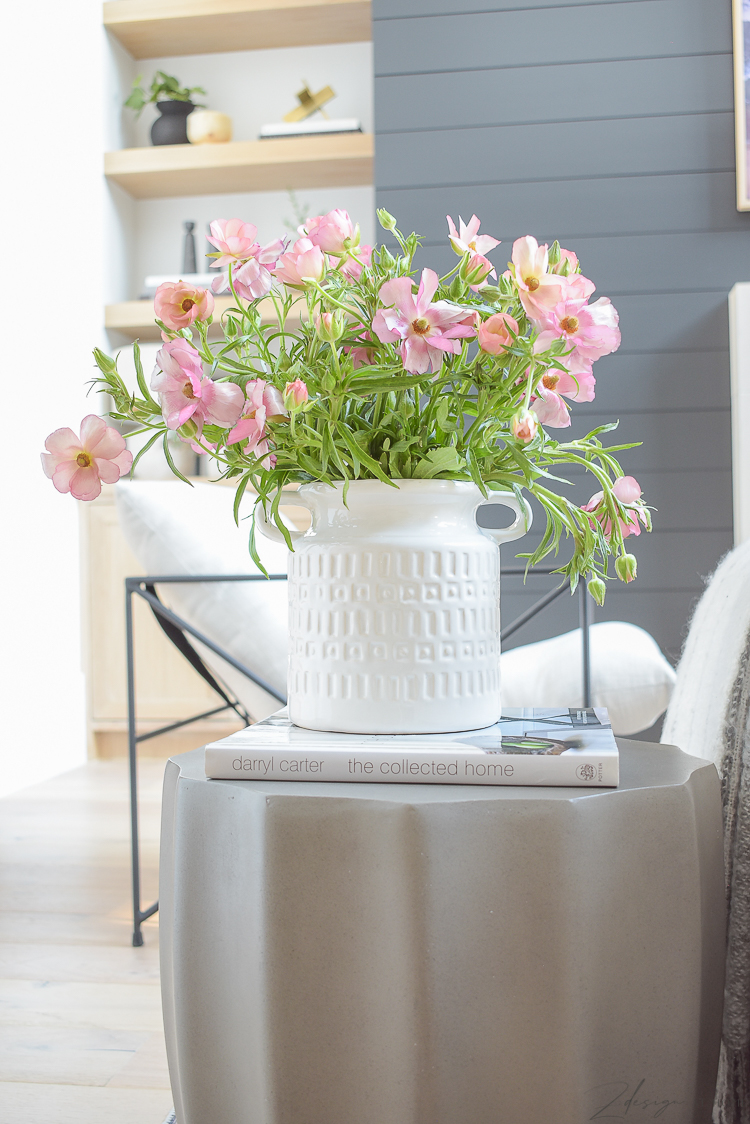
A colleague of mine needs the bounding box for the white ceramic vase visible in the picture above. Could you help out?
[257,479,531,734]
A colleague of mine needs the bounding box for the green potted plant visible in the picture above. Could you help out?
[125,71,206,146]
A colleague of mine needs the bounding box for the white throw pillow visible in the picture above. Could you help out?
[115,480,290,720]
[501,621,676,736]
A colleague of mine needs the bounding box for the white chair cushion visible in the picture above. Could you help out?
[501,621,676,736]
[115,480,290,720]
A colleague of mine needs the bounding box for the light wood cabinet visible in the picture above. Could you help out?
[80,486,243,757]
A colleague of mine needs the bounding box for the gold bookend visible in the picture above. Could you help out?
[283,83,336,124]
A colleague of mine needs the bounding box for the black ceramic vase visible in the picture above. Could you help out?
[151,101,194,146]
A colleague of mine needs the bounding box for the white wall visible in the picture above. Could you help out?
[0,11,374,797]
[0,0,105,796]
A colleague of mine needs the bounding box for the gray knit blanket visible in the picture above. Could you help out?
[663,541,750,1123]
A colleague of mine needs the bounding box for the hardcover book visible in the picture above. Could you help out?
[204,708,619,788]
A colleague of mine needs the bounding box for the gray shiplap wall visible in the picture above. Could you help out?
[373,0,746,665]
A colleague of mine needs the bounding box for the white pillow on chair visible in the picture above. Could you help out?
[115,480,289,720]
[501,621,676,736]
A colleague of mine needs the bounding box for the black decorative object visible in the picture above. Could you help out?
[151,100,194,146]
[182,221,197,274]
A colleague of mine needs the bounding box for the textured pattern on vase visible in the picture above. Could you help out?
[288,545,500,713]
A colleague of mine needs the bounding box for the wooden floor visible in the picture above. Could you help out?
[0,758,174,1124]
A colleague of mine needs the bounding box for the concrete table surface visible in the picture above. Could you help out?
[160,739,725,1124]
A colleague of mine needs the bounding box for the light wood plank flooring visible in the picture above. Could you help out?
[0,759,173,1124]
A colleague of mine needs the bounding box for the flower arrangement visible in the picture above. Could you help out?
[42,208,650,602]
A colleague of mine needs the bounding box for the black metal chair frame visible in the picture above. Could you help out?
[126,569,593,946]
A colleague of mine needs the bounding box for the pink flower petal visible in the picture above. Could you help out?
[69,465,102,501]
[89,426,127,461]
[44,427,81,459]
[50,460,79,493]
[378,276,416,318]
[532,387,571,428]
[94,457,123,485]
[79,414,107,450]
[613,476,642,504]
[415,269,439,313]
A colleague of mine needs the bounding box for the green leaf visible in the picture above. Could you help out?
[413,447,465,479]
[162,433,193,486]
[348,372,430,395]
[232,472,252,527]
[248,511,270,578]
[133,340,159,408]
[337,426,396,487]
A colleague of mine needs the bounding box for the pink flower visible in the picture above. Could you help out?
[477,312,518,355]
[211,236,284,299]
[532,347,597,403]
[212,257,273,301]
[530,385,570,428]
[372,269,475,374]
[511,236,566,318]
[155,281,214,331]
[446,214,500,257]
[511,408,538,443]
[274,237,326,288]
[284,378,309,409]
[534,296,621,370]
[303,209,356,254]
[151,339,244,435]
[339,243,372,281]
[207,219,261,268]
[582,476,647,539]
[42,415,132,501]
[226,379,285,466]
[227,412,273,464]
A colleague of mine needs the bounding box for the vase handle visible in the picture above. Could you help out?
[255,489,313,547]
[476,491,533,546]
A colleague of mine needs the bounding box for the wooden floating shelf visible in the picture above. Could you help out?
[104,132,373,198]
[103,0,371,58]
[105,296,302,339]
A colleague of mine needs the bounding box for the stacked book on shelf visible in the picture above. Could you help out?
[205,707,619,788]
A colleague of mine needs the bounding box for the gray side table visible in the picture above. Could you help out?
[160,740,725,1124]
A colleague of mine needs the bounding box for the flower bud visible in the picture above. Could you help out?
[460,252,493,287]
[511,408,538,444]
[498,273,515,297]
[615,553,638,583]
[587,575,606,605]
[377,208,397,232]
[178,417,199,438]
[284,378,309,410]
[315,310,347,342]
